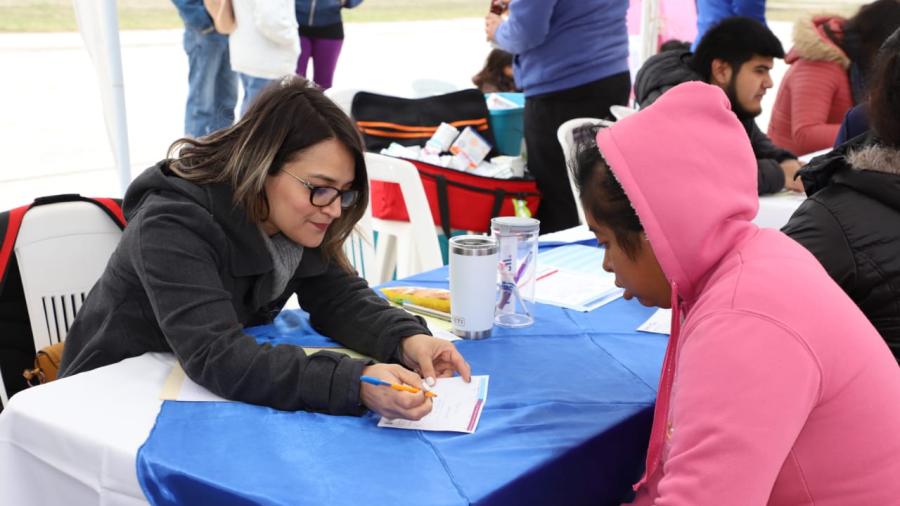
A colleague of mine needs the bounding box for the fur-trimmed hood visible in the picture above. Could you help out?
[799,135,900,212]
[787,15,851,69]
[848,144,900,176]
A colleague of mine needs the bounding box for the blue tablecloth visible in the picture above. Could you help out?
[136,266,668,506]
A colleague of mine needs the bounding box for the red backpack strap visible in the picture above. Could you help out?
[90,197,127,229]
[0,204,32,291]
[0,194,128,290]
[29,194,127,231]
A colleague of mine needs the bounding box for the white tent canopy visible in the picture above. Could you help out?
[72,0,130,194]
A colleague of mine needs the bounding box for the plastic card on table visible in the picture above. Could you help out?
[377,375,489,433]
[637,308,672,335]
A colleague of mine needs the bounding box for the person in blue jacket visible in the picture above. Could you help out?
[694,0,767,50]
[486,0,630,234]
[170,0,238,137]
[294,0,363,89]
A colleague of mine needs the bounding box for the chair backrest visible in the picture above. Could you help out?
[342,203,379,285]
[557,117,612,225]
[364,153,442,284]
[14,201,123,352]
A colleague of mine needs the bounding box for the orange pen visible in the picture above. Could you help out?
[360,375,437,398]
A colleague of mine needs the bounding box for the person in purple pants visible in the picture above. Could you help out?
[294,0,363,89]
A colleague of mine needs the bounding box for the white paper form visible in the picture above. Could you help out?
[637,308,672,335]
[533,244,624,311]
[160,363,228,402]
[378,375,489,433]
[538,224,595,245]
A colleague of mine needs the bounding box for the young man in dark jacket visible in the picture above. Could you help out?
[634,17,802,195]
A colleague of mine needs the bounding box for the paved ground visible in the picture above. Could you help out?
[0,18,793,210]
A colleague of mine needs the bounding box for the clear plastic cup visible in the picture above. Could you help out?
[491,217,540,327]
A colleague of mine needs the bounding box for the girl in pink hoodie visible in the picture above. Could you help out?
[573,81,900,505]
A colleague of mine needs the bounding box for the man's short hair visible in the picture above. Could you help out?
[690,17,785,81]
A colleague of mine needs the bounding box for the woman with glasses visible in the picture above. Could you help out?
[59,76,470,420]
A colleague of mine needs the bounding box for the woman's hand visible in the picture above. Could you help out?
[359,363,432,420]
[399,334,472,386]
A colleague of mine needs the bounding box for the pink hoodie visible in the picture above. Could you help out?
[596,82,900,505]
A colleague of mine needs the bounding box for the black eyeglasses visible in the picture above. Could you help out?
[282,170,359,209]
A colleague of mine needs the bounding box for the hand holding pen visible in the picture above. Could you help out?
[361,375,437,398]
[358,363,434,421]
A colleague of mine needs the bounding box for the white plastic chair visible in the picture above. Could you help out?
[557,117,613,225]
[365,153,443,285]
[342,204,379,285]
[1,200,123,407]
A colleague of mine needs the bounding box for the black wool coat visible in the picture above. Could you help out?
[60,162,430,414]
[783,135,900,360]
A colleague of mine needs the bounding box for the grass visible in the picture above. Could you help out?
[0,0,486,33]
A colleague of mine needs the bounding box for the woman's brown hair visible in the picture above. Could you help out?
[166,75,368,272]
[869,27,900,147]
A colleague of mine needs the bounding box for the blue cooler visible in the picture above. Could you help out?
[485,92,525,156]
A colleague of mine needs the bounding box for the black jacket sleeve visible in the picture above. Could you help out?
[132,202,371,415]
[296,259,432,364]
[748,121,796,195]
[781,198,856,289]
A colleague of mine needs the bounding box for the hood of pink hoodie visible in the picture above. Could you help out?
[595,82,760,305]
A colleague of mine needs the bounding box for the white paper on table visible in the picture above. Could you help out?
[638,308,672,335]
[533,267,623,312]
[537,243,605,274]
[378,375,489,433]
[799,147,831,164]
[429,326,461,342]
[538,225,594,245]
[160,363,229,402]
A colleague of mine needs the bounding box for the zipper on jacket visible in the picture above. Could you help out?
[308,0,317,25]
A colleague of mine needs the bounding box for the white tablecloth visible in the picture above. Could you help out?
[0,353,175,505]
[754,191,806,230]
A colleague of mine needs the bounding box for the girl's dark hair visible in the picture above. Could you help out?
[472,49,516,92]
[869,27,900,147]
[572,126,644,259]
[166,75,368,273]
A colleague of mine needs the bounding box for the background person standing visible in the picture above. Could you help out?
[486,0,630,234]
[294,0,363,89]
[172,0,238,137]
[230,0,300,115]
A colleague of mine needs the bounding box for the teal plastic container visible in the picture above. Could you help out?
[485,92,525,156]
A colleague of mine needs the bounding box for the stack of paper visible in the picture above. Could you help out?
[533,244,624,312]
